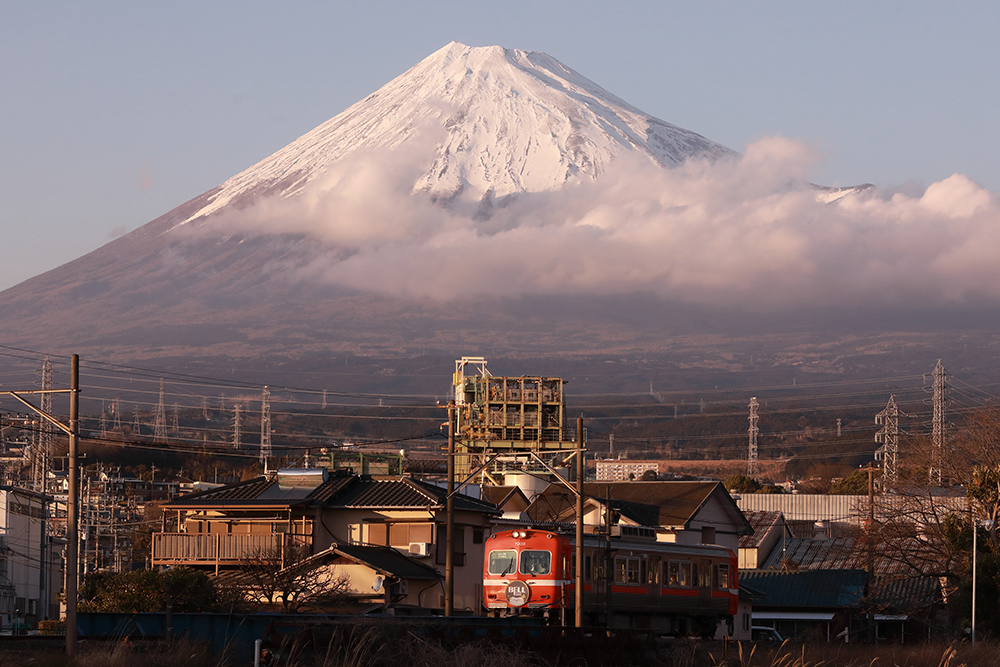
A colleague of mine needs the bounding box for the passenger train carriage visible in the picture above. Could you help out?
[483,527,738,635]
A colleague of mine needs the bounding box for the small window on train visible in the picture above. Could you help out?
[679,562,693,587]
[614,557,628,583]
[647,557,660,584]
[627,558,640,584]
[488,550,517,575]
[585,555,592,581]
[716,563,730,589]
[667,561,680,586]
[520,550,551,575]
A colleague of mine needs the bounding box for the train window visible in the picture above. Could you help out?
[614,557,628,583]
[667,561,680,586]
[488,550,517,575]
[679,562,693,587]
[584,555,592,581]
[627,558,640,584]
[647,557,660,584]
[520,550,551,575]
[716,563,730,589]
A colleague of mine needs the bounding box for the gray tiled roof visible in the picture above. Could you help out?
[741,569,868,609]
[164,472,499,514]
[333,544,441,580]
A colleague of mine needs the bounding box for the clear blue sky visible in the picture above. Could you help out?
[2,1,997,292]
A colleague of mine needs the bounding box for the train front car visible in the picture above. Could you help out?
[483,529,570,618]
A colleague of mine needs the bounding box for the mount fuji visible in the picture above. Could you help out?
[3,42,972,389]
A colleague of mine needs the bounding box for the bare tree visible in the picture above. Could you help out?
[237,545,352,613]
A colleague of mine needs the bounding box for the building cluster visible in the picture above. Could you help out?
[0,358,973,642]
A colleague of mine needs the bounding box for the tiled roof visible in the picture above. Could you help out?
[759,536,948,576]
[333,544,440,580]
[868,575,942,610]
[526,481,751,533]
[165,472,499,514]
[739,510,784,549]
[741,569,868,609]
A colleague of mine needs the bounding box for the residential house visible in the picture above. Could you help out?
[526,481,752,551]
[741,569,868,642]
[151,469,500,613]
[0,485,62,632]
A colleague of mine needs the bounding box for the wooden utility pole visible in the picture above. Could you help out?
[445,401,455,616]
[575,416,584,627]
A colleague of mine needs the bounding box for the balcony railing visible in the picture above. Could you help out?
[152,532,305,571]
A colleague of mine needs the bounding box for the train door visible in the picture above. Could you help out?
[697,559,712,612]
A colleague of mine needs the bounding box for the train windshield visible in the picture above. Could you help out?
[488,550,517,575]
[519,550,551,575]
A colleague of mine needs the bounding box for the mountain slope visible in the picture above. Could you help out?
[178,41,735,225]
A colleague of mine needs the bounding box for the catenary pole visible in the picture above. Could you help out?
[67,354,79,655]
[575,416,584,627]
[445,401,455,616]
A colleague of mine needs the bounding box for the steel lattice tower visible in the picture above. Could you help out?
[112,398,121,431]
[153,379,167,443]
[747,397,760,479]
[260,386,272,465]
[172,404,179,434]
[928,359,947,485]
[38,357,53,491]
[875,395,899,490]
[232,403,242,449]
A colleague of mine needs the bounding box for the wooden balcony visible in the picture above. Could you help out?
[152,532,303,572]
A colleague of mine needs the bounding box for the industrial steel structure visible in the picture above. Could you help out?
[450,357,578,483]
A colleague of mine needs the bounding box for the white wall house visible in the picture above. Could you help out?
[0,486,62,632]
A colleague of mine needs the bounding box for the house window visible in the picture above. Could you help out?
[701,526,716,544]
[435,526,465,566]
[472,527,484,544]
[743,613,751,632]
[368,523,388,545]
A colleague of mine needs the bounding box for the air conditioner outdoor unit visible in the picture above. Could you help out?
[408,542,431,557]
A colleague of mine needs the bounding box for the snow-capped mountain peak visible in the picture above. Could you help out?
[181,42,735,224]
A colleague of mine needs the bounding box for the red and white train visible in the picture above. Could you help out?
[483,527,738,636]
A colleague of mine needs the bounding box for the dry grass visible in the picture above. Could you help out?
[2,635,997,667]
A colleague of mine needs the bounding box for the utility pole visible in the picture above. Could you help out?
[575,416,584,627]
[865,463,876,643]
[747,397,760,479]
[445,401,455,616]
[2,354,80,655]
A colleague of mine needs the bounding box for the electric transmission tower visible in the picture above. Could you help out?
[112,398,121,431]
[747,397,760,479]
[132,406,140,435]
[232,403,242,449]
[260,386,272,466]
[153,379,167,443]
[37,357,53,491]
[172,404,179,434]
[875,395,899,491]
[927,359,948,485]
[100,400,108,438]
[202,397,209,421]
